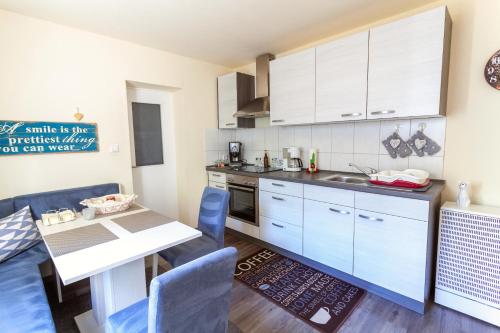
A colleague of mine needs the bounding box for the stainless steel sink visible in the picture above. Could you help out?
[319,174,369,185]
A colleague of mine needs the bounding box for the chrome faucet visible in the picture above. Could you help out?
[349,163,378,177]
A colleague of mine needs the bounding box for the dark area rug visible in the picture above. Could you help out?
[234,248,365,333]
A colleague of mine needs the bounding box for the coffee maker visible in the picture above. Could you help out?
[229,142,242,166]
[282,147,303,172]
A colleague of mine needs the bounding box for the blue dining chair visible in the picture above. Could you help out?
[107,247,239,333]
[158,186,230,268]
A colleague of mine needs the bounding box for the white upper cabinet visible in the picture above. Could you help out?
[367,6,451,119]
[316,31,369,122]
[270,49,316,126]
[218,73,238,129]
[217,72,255,129]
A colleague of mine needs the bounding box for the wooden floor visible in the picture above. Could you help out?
[44,232,500,333]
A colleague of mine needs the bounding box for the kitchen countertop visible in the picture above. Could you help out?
[206,166,445,201]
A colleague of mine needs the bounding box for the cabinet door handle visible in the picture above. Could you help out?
[358,214,384,222]
[212,174,221,177]
[272,196,284,201]
[341,112,363,118]
[271,183,284,187]
[272,222,284,228]
[215,185,225,189]
[225,122,236,126]
[272,119,285,123]
[370,110,396,116]
[329,208,350,215]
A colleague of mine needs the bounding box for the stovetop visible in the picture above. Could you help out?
[228,165,281,173]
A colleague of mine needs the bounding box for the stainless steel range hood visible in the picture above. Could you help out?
[234,53,275,118]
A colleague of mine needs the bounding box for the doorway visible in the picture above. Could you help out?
[127,85,178,219]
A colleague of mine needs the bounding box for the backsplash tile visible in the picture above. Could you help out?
[409,155,444,178]
[379,154,410,171]
[278,126,294,151]
[332,153,354,172]
[354,121,380,154]
[203,117,446,178]
[331,123,354,153]
[312,124,332,153]
[264,127,279,151]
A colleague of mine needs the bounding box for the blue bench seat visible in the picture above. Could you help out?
[0,183,119,333]
[0,243,54,333]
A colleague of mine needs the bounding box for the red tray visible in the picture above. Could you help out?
[369,178,431,189]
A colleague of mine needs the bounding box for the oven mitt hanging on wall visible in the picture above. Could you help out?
[408,130,441,156]
[382,132,412,159]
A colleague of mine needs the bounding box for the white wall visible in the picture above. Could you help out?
[0,9,230,227]
[127,86,178,218]
[204,117,446,179]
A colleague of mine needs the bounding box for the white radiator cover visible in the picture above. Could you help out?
[435,202,500,327]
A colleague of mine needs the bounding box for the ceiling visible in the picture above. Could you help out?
[0,0,437,67]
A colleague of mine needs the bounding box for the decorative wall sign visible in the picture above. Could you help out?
[485,49,500,90]
[0,121,98,155]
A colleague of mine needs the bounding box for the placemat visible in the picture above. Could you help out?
[111,210,175,233]
[44,223,118,257]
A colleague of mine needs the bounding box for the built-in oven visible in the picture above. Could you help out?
[226,174,259,226]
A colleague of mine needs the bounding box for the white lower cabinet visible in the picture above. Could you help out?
[353,209,428,301]
[208,181,226,190]
[225,217,259,239]
[303,200,354,274]
[259,190,303,227]
[260,216,303,255]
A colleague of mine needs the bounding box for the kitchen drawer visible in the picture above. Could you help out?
[208,181,227,190]
[259,178,303,197]
[208,171,227,183]
[304,200,354,274]
[259,191,303,226]
[353,209,427,301]
[226,217,259,239]
[260,216,302,255]
[304,184,354,207]
[355,192,429,221]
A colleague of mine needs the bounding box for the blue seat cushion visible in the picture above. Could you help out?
[3,241,50,269]
[0,260,55,333]
[158,234,218,267]
[107,298,149,333]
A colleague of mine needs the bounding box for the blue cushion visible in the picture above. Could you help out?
[3,242,50,269]
[14,183,119,220]
[107,298,149,333]
[149,247,237,333]
[0,261,55,333]
[158,233,218,267]
[0,206,42,264]
[108,247,238,333]
[0,198,14,219]
[197,187,230,249]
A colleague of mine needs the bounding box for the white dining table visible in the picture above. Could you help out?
[36,205,201,333]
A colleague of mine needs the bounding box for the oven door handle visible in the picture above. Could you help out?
[227,184,255,192]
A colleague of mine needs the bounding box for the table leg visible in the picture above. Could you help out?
[74,258,147,333]
[152,253,158,279]
[55,268,63,303]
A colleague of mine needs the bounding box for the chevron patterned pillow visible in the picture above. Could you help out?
[0,206,42,264]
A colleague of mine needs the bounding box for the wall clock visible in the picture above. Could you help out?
[485,49,500,90]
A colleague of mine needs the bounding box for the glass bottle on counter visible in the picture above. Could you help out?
[263,151,269,168]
